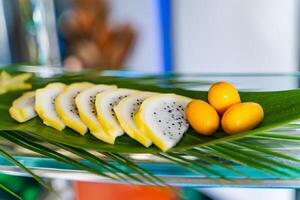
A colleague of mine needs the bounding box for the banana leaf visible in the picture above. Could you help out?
[1,72,300,153]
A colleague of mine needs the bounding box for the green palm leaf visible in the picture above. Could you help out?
[0,144,52,192]
[1,67,300,189]
[157,152,224,178]
[53,143,146,183]
[230,141,300,163]
[206,145,287,177]
[1,132,119,181]
[182,149,248,178]
[0,183,22,200]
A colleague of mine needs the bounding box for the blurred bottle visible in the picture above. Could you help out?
[4,0,61,66]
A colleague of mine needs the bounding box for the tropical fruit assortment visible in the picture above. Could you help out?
[186,82,264,136]
[9,81,264,151]
[9,82,192,151]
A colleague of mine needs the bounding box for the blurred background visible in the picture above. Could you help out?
[0,0,299,199]
[0,0,299,73]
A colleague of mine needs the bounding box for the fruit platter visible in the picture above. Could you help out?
[1,65,300,193]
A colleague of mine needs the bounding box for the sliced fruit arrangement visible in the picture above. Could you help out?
[8,81,264,151]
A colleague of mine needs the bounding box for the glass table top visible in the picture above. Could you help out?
[2,65,300,188]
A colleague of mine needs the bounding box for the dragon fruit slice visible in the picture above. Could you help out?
[114,92,155,147]
[55,82,94,135]
[75,84,117,144]
[35,83,66,131]
[134,94,192,151]
[95,88,136,142]
[9,91,36,123]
